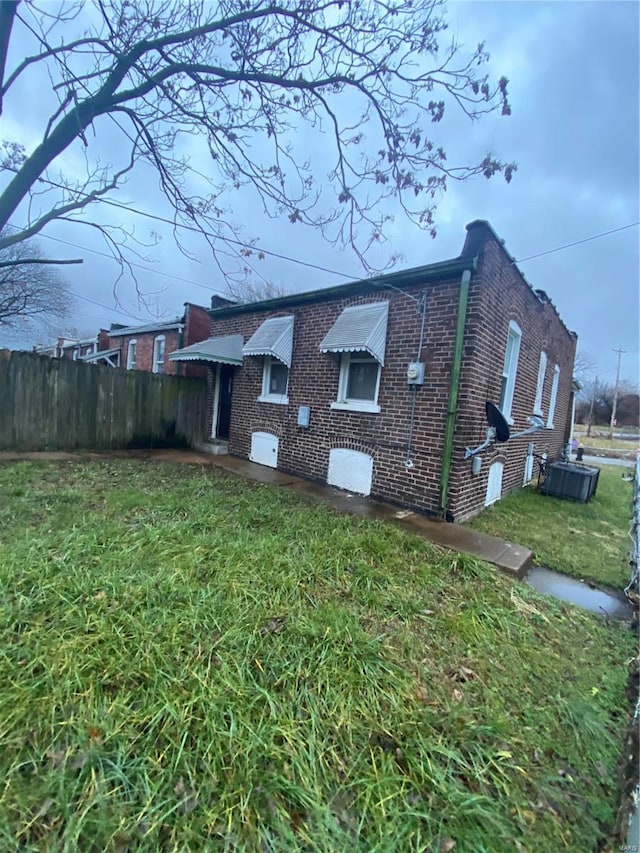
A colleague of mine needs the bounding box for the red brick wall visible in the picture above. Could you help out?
[98,329,111,352]
[179,303,210,380]
[449,223,577,520]
[113,330,182,375]
[201,226,576,521]
[206,282,464,515]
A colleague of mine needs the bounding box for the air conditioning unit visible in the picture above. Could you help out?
[542,462,600,502]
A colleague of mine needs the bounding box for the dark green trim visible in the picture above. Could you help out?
[439,269,472,518]
[210,257,476,318]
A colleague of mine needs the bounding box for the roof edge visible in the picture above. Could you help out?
[464,220,577,341]
[210,256,476,318]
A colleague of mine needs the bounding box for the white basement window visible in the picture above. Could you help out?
[499,321,522,423]
[533,350,547,416]
[152,335,165,374]
[547,364,560,428]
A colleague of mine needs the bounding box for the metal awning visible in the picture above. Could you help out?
[168,334,243,365]
[242,316,294,367]
[319,301,389,365]
[82,348,120,367]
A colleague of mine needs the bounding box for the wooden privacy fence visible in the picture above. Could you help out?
[0,350,206,451]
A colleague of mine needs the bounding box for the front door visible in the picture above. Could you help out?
[215,364,234,440]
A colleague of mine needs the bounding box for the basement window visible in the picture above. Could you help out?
[499,321,521,423]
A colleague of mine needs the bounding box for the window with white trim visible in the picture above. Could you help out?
[547,364,560,428]
[499,321,522,422]
[331,352,382,413]
[533,350,547,416]
[72,349,79,361]
[127,339,137,370]
[152,335,165,374]
[258,356,289,404]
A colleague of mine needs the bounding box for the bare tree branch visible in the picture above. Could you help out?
[0,229,73,330]
[0,257,82,268]
[0,0,515,274]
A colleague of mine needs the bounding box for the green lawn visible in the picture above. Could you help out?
[468,464,634,589]
[0,460,635,851]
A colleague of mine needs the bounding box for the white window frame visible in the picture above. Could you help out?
[547,364,560,428]
[258,356,289,405]
[126,339,137,370]
[499,321,522,424]
[72,349,79,361]
[330,352,382,414]
[152,335,165,374]
[533,351,547,416]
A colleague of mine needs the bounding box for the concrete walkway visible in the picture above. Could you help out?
[0,448,532,577]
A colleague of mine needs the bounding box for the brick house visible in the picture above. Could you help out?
[82,302,212,377]
[170,221,577,521]
[60,337,98,361]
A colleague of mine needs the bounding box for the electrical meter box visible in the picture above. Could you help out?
[406,362,425,385]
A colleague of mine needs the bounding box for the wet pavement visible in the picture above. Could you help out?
[525,566,633,621]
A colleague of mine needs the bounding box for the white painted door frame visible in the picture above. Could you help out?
[211,363,221,438]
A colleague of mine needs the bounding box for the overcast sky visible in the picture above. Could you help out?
[2,0,638,386]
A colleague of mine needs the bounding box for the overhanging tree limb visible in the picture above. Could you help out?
[0,257,82,268]
[0,0,515,274]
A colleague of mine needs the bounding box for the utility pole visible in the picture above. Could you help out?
[587,375,597,437]
[609,348,625,439]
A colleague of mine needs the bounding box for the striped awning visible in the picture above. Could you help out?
[320,301,389,365]
[242,316,294,367]
[169,334,243,365]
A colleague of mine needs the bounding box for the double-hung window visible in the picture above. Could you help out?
[320,301,389,414]
[127,339,137,370]
[334,352,381,412]
[260,355,289,403]
[533,351,547,416]
[152,335,165,374]
[499,321,522,422]
[243,316,294,405]
[547,365,560,428]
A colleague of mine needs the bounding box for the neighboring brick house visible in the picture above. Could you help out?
[82,302,212,377]
[60,337,98,362]
[33,337,77,358]
[171,220,577,521]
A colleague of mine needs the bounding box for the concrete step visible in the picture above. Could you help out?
[193,440,229,456]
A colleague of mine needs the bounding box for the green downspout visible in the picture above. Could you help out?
[439,267,473,519]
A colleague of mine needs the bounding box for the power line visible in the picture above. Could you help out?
[514,222,639,264]
[4,166,357,280]
[100,197,356,279]
[61,287,147,323]
[36,232,228,296]
[5,166,638,279]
